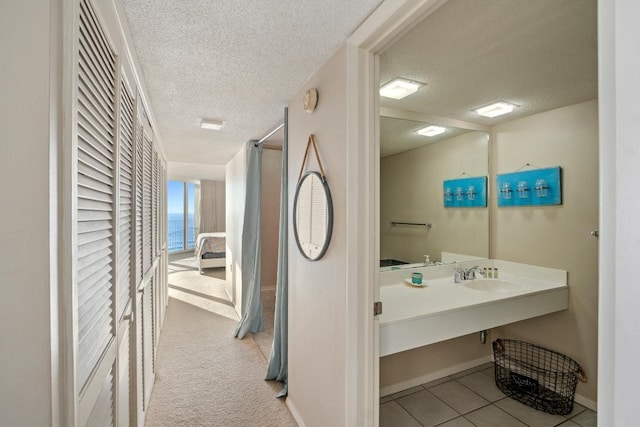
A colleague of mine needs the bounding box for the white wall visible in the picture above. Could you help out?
[0,1,58,424]
[597,0,640,424]
[226,146,247,312]
[492,100,599,404]
[287,47,350,427]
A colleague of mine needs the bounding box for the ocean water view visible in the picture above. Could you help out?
[168,213,195,252]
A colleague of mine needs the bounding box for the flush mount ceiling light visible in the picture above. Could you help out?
[474,101,517,118]
[380,78,424,99]
[200,118,225,130]
[417,125,446,137]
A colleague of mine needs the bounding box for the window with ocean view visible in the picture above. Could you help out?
[168,180,197,253]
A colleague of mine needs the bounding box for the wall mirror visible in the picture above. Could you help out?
[379,114,489,268]
[293,171,333,261]
[377,0,595,270]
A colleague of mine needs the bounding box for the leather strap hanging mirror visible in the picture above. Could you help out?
[293,135,333,261]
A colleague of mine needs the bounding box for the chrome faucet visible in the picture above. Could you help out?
[463,266,484,280]
[455,265,484,282]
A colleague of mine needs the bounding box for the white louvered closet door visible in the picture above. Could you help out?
[143,135,156,406]
[134,118,144,286]
[117,76,135,427]
[76,0,116,424]
[142,133,153,274]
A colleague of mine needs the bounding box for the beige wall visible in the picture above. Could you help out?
[261,149,282,288]
[226,146,247,312]
[380,131,489,264]
[0,1,57,424]
[492,99,599,403]
[381,333,491,394]
[287,47,349,426]
[200,180,226,232]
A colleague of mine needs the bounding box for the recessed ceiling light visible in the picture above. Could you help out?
[380,78,424,99]
[200,118,225,130]
[417,125,446,137]
[474,102,517,118]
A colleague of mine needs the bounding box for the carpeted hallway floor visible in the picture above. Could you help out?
[144,254,296,426]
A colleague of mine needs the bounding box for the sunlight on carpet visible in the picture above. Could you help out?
[145,254,295,426]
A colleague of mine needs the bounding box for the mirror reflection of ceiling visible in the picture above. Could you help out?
[380,116,472,157]
[379,0,597,142]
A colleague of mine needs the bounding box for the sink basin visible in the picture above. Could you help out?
[463,279,527,292]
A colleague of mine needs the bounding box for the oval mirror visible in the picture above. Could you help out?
[293,171,333,261]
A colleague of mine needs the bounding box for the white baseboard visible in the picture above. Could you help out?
[574,393,597,411]
[285,397,306,427]
[380,355,493,397]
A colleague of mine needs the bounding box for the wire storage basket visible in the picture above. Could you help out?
[492,339,587,415]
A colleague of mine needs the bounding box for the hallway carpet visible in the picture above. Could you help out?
[144,256,296,426]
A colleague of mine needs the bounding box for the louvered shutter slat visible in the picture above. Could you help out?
[78,96,114,144]
[78,187,113,205]
[77,93,114,152]
[77,248,112,277]
[77,268,111,307]
[77,75,114,130]
[78,27,115,97]
[80,1,116,74]
[77,255,111,284]
[77,226,112,247]
[77,219,111,235]
[77,129,113,167]
[77,274,112,316]
[77,36,115,104]
[77,238,111,262]
[78,288,112,333]
[78,12,115,87]
[77,152,113,183]
[78,172,112,195]
[77,61,114,122]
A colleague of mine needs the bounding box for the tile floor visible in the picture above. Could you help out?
[380,363,597,427]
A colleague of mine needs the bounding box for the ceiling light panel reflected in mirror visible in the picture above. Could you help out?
[474,101,517,118]
[380,116,471,158]
[417,125,447,137]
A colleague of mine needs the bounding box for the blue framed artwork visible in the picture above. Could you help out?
[497,166,562,207]
[443,176,487,208]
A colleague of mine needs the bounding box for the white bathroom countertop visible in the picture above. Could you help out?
[379,260,569,356]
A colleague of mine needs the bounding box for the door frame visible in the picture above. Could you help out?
[344,1,450,425]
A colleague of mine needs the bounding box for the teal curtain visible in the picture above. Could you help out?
[234,141,264,338]
[266,108,288,397]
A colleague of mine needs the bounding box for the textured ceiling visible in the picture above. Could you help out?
[121,0,384,180]
[380,0,598,157]
[121,0,598,174]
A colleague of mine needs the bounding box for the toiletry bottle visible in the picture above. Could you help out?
[424,254,430,266]
[494,267,499,278]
